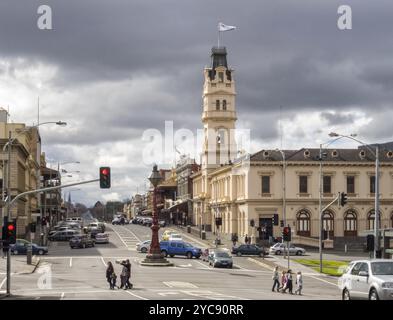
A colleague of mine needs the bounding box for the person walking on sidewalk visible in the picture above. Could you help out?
[271,266,280,292]
[231,234,238,247]
[295,271,303,295]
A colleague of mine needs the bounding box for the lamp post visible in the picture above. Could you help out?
[276,149,289,268]
[141,165,173,266]
[2,121,66,296]
[329,132,381,259]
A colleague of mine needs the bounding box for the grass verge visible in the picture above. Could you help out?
[296,259,349,276]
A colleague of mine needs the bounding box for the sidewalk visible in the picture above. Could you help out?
[0,255,40,275]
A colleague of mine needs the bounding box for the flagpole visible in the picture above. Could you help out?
[218,28,220,48]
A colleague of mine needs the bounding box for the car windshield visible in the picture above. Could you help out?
[216,252,230,258]
[371,262,393,275]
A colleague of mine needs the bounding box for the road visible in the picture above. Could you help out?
[0,223,341,300]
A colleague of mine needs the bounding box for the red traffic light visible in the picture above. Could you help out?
[7,224,15,232]
[101,168,109,175]
[283,227,289,233]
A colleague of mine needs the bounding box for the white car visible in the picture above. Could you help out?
[338,259,393,300]
[269,243,306,256]
[136,240,151,253]
[168,233,182,241]
[95,233,109,244]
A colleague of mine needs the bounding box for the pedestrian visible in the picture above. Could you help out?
[244,234,249,245]
[120,259,132,289]
[271,266,280,292]
[295,271,303,295]
[285,269,293,294]
[231,234,238,247]
[106,261,115,289]
[279,270,287,292]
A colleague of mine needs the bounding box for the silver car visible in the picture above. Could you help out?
[269,243,306,256]
[208,250,233,268]
[136,240,151,253]
[338,259,393,300]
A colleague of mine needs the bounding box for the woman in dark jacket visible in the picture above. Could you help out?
[106,261,114,289]
[120,259,132,289]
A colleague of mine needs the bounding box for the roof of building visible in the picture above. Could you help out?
[250,148,393,163]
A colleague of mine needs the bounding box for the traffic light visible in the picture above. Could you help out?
[30,222,36,233]
[366,234,374,252]
[280,220,284,227]
[283,226,291,242]
[340,192,348,207]
[272,214,279,226]
[99,167,111,189]
[4,220,17,245]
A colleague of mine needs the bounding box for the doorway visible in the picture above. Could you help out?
[259,218,273,240]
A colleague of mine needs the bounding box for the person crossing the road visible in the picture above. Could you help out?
[106,261,116,290]
[271,266,280,292]
[295,271,303,295]
[119,259,132,289]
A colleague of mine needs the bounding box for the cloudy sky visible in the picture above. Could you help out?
[0,0,392,206]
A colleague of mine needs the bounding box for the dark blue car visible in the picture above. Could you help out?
[160,240,202,259]
[10,242,48,255]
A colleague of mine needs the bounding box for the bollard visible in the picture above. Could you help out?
[344,244,347,253]
[187,225,191,233]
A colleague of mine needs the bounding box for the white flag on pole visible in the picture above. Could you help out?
[218,22,236,32]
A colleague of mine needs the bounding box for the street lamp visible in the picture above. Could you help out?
[141,165,173,266]
[1,120,66,296]
[329,132,381,259]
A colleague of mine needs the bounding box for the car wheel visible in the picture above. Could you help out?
[275,250,281,255]
[228,264,233,269]
[12,250,18,255]
[342,289,351,301]
[259,252,264,257]
[141,247,148,253]
[169,254,175,258]
[38,250,44,255]
[369,288,379,300]
[186,252,193,259]
[161,250,168,257]
[296,251,302,256]
[236,252,242,257]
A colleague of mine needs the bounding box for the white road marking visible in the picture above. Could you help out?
[307,274,339,287]
[193,260,210,269]
[101,257,107,267]
[124,290,149,300]
[163,281,198,289]
[247,257,274,270]
[35,296,40,300]
[60,292,65,300]
[69,258,73,268]
[0,277,6,289]
[110,227,131,249]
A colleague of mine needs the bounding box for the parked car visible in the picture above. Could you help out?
[269,243,306,256]
[94,233,109,244]
[160,241,202,259]
[159,220,166,227]
[69,235,95,249]
[338,259,393,300]
[142,217,153,226]
[231,244,268,257]
[10,243,48,255]
[208,250,233,268]
[136,240,151,253]
[48,230,80,241]
[168,233,182,241]
[112,218,121,225]
[88,222,105,233]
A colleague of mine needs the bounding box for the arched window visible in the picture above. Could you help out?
[296,210,310,237]
[344,210,357,237]
[323,210,334,238]
[222,100,227,110]
[367,210,381,230]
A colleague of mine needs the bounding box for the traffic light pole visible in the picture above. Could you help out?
[3,178,99,296]
[6,131,11,296]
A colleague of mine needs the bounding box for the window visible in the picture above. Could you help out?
[370,176,376,194]
[323,210,334,238]
[222,100,227,110]
[344,210,357,237]
[323,176,331,194]
[218,72,224,82]
[299,176,308,194]
[367,210,381,230]
[216,100,220,110]
[347,176,355,194]
[351,262,363,275]
[296,210,310,237]
[261,176,270,194]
